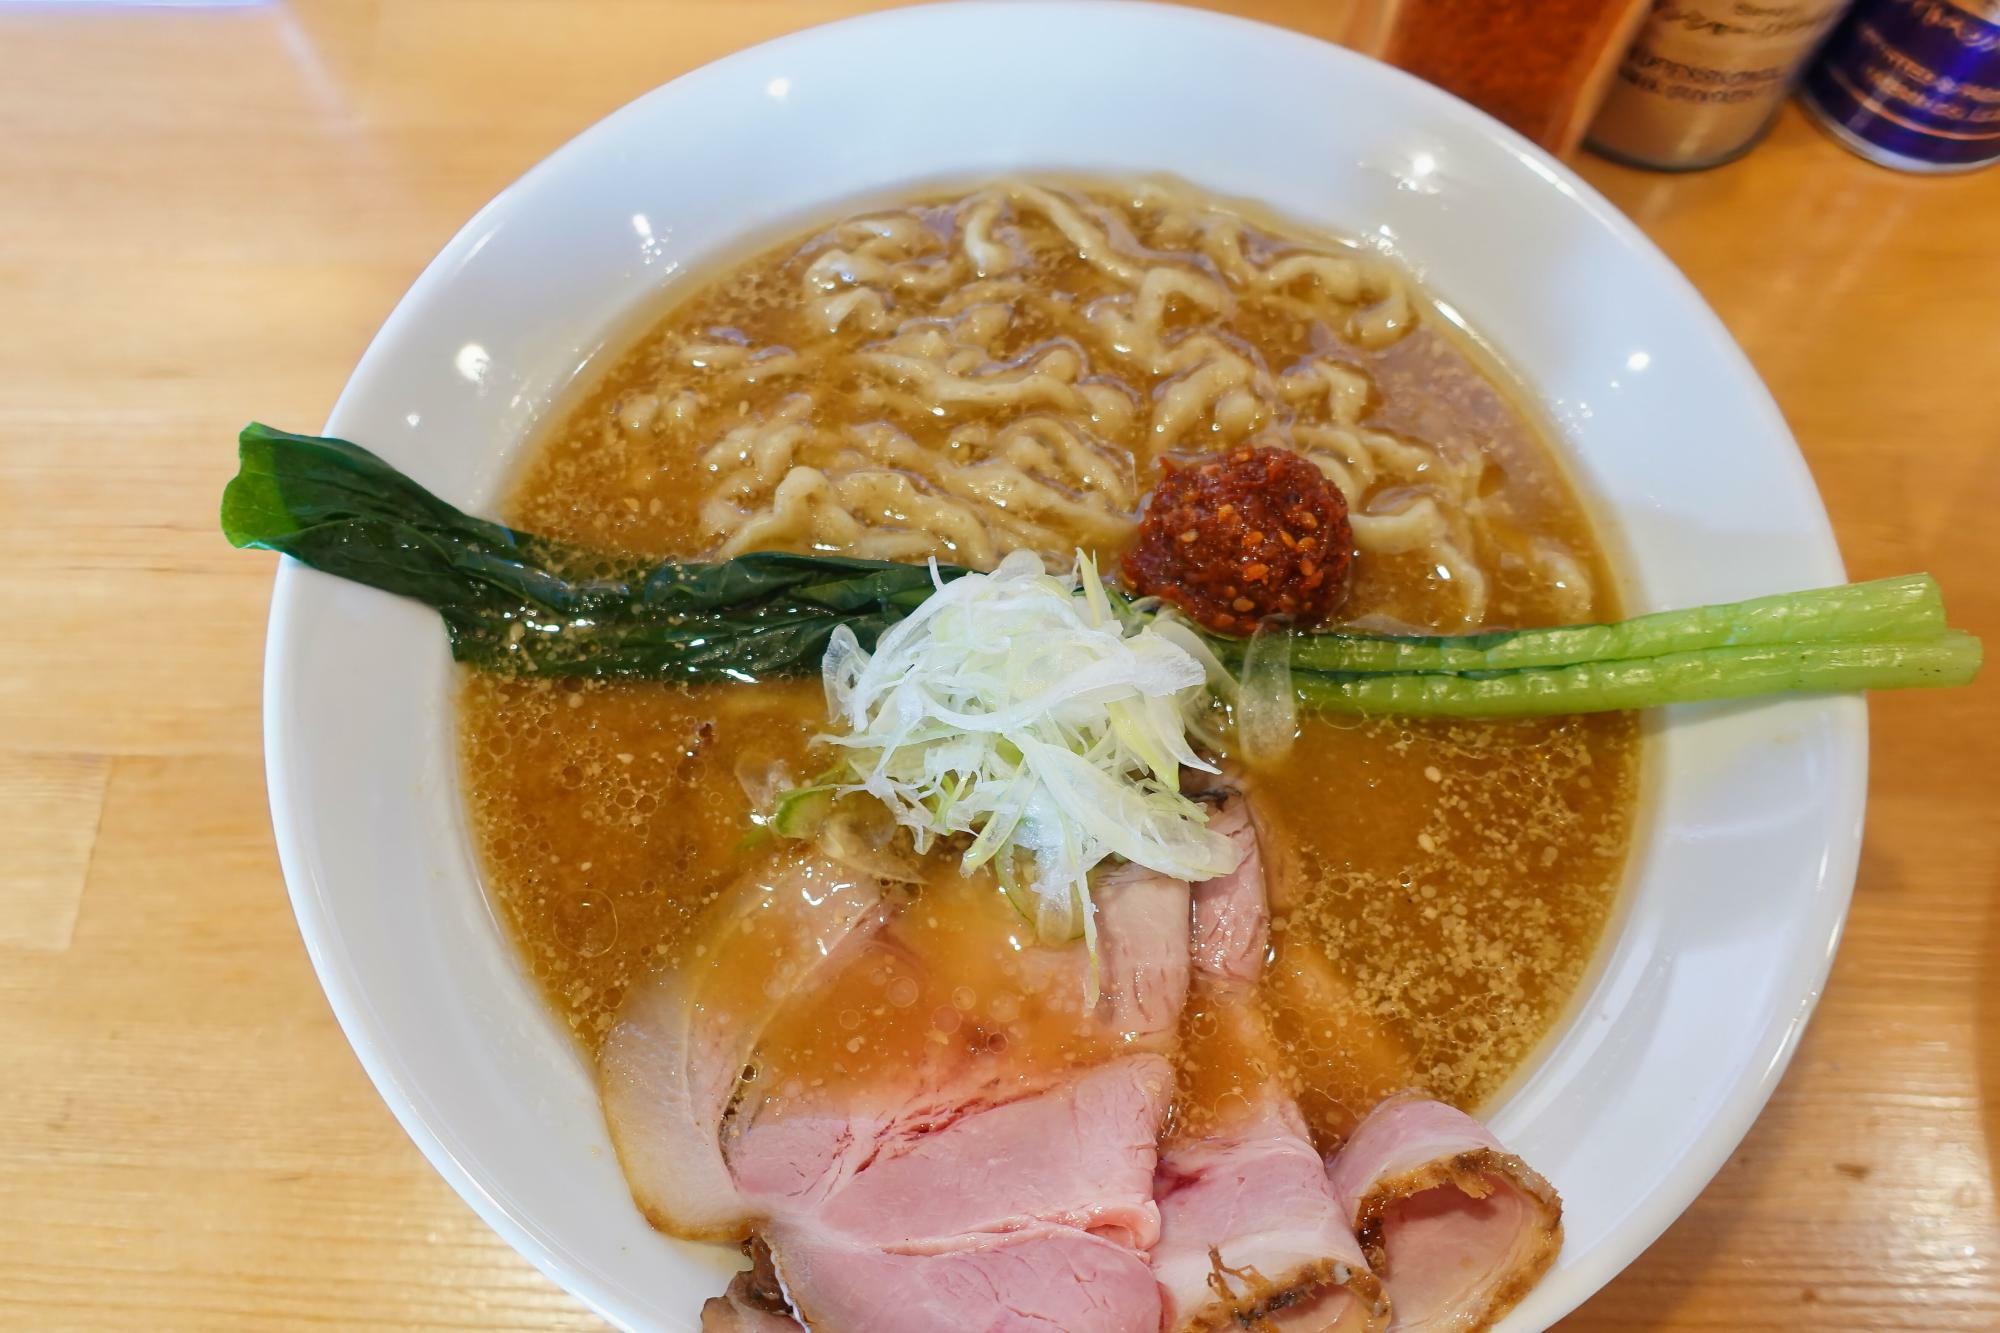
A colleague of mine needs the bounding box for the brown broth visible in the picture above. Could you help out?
[458,181,1639,1148]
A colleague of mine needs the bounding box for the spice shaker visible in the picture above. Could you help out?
[1349,0,1653,155]
[1587,1,1855,169]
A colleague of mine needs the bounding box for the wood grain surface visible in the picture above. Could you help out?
[2,2,1994,1328]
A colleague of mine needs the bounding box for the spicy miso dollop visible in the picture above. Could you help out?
[1123,445,1354,633]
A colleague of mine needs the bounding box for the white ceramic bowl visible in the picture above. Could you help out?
[261,4,1864,1328]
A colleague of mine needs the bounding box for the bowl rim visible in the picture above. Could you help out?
[260,4,1866,1328]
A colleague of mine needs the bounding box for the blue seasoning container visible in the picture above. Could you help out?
[1801,0,2000,171]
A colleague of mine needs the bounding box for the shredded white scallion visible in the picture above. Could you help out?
[817,550,1240,981]
[1234,619,1300,764]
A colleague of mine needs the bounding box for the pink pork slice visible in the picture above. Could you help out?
[1153,790,1387,1331]
[1324,1094,1563,1331]
[1153,1095,1388,1332]
[1187,793,1269,987]
[596,851,892,1240]
[1010,860,1191,1047]
[766,1223,1163,1333]
[727,1054,1174,1252]
[723,865,1191,1238]
[720,863,1193,1330]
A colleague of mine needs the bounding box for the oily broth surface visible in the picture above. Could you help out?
[505,179,1597,630]
[459,180,1639,1144]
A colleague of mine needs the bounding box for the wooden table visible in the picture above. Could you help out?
[3,2,1994,1328]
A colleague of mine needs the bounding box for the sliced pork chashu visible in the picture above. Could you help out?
[598,850,893,1240]
[1154,791,1388,1333]
[1324,1094,1562,1332]
[621,853,1192,1330]
[1154,1094,1385,1333]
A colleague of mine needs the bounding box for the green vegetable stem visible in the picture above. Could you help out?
[1289,634,1982,718]
[1218,574,1948,675]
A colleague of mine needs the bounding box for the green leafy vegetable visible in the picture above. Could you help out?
[222,423,964,681]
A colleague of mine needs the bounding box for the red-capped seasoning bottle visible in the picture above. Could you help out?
[1368,0,1654,154]
[1800,0,2000,171]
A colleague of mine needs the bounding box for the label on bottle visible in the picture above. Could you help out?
[1590,1,1853,167]
[1802,0,2000,169]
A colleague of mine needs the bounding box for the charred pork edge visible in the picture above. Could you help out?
[1181,1252,1389,1333]
[1349,1147,1563,1327]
